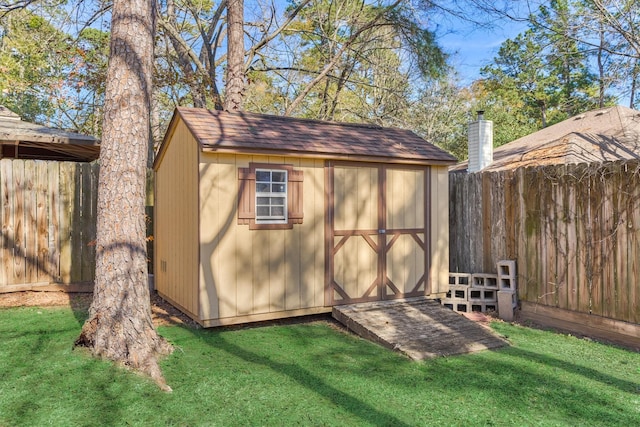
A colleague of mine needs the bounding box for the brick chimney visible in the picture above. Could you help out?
[467,110,493,172]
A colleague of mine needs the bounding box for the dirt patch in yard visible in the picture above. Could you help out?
[0,291,198,328]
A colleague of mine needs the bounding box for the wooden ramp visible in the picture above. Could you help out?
[332,298,508,360]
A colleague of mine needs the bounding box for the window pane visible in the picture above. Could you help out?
[272,184,286,193]
[271,197,285,206]
[256,171,270,181]
[256,183,270,192]
[272,171,286,182]
[254,168,288,223]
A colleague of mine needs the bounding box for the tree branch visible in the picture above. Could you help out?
[285,0,403,116]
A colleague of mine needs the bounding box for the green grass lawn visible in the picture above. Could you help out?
[0,306,638,426]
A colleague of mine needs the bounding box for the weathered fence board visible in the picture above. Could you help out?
[0,159,98,288]
[36,161,48,283]
[13,161,25,284]
[47,162,60,282]
[450,160,640,325]
[0,159,156,291]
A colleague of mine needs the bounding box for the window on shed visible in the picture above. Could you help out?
[255,169,287,223]
[238,163,303,230]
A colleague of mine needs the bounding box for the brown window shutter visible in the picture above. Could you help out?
[288,169,304,224]
[238,167,255,224]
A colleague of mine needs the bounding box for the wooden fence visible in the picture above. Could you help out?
[1,159,156,292]
[1,159,98,290]
[450,160,640,325]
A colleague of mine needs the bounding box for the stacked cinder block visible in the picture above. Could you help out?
[442,273,498,313]
[496,260,517,321]
[442,260,518,318]
[443,273,472,312]
[468,274,498,313]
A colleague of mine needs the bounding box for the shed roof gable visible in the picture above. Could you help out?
[167,107,456,165]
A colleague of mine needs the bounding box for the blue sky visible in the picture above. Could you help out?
[263,0,532,86]
[437,20,530,85]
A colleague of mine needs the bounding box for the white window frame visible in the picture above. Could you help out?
[255,168,288,224]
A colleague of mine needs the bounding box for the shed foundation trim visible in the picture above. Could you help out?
[157,291,200,323]
[201,307,333,328]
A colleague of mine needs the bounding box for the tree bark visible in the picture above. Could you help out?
[75,0,173,391]
[225,0,244,111]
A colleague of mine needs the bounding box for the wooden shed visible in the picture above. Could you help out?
[154,107,457,327]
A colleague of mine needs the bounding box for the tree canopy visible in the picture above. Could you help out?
[2,0,638,157]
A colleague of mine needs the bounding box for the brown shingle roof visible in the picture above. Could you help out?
[172,107,456,165]
[452,105,640,172]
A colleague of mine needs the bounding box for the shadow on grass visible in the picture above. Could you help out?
[67,293,91,325]
[225,339,411,426]
[180,325,412,427]
[166,320,640,427]
[0,307,132,427]
[504,346,640,394]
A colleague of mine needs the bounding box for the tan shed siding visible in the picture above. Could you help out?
[154,120,200,318]
[386,168,426,294]
[386,168,424,229]
[430,166,449,295]
[333,165,378,231]
[332,164,379,300]
[198,153,325,322]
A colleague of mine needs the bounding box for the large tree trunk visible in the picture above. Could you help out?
[225,0,244,111]
[75,0,173,391]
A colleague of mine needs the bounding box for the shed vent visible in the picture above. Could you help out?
[468,110,493,172]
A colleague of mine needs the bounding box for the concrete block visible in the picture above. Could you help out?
[449,273,471,286]
[498,290,517,321]
[499,277,516,291]
[468,289,497,302]
[471,273,498,289]
[446,284,469,301]
[497,260,517,291]
[470,303,497,313]
[455,302,470,313]
[441,300,469,313]
[497,259,516,276]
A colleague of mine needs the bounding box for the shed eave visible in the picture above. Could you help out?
[199,146,457,166]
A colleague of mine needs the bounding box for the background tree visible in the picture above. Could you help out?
[225,0,245,110]
[467,0,639,109]
[583,0,640,108]
[533,0,600,117]
[404,77,471,160]
[61,26,110,136]
[74,0,173,390]
[0,7,71,122]
[481,29,559,128]
[247,0,447,122]
[4,0,637,160]
[0,3,110,133]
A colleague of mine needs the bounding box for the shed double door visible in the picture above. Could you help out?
[326,162,430,305]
